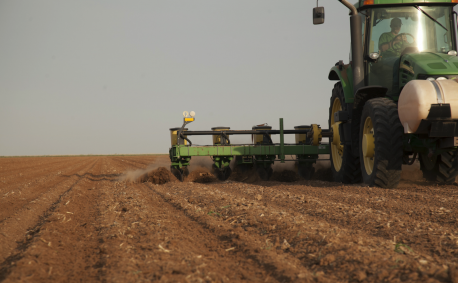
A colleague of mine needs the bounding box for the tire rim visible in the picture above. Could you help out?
[331,98,343,171]
[362,116,375,175]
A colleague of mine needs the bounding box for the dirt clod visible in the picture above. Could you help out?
[320,254,336,265]
[355,270,367,281]
[137,167,172,184]
[186,168,216,183]
[450,266,458,283]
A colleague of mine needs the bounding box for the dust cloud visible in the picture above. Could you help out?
[271,155,296,172]
[188,156,213,172]
[185,157,216,182]
[119,153,458,185]
[119,157,216,184]
[400,161,424,182]
[118,160,171,183]
[313,159,332,181]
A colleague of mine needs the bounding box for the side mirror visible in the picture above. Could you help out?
[313,7,325,25]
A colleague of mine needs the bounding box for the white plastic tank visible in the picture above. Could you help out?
[398,78,458,133]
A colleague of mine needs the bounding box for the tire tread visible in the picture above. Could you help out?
[360,98,403,188]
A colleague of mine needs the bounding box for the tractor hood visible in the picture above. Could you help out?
[401,52,458,78]
[398,52,458,88]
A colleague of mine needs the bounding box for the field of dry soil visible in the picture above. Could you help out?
[0,155,457,282]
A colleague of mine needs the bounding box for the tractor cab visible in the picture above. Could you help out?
[361,4,457,97]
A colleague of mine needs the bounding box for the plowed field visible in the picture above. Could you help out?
[0,155,457,283]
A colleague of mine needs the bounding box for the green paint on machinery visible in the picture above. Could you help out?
[317,0,458,188]
[169,114,329,182]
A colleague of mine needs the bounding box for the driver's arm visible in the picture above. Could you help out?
[379,33,404,52]
[381,39,401,51]
[378,33,391,52]
[380,42,390,52]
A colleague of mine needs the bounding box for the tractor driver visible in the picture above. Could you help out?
[378,18,407,56]
[377,17,409,94]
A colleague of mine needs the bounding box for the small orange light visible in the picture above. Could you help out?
[452,0,458,3]
[363,0,374,5]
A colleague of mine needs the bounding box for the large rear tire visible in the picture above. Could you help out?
[420,151,458,184]
[329,82,361,183]
[359,98,403,188]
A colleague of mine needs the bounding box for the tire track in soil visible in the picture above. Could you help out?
[158,181,457,282]
[2,157,158,282]
[146,184,289,283]
[244,182,458,261]
[94,179,278,282]
[0,158,99,262]
[147,183,321,282]
[220,181,458,241]
[254,183,456,255]
[2,155,457,282]
[8,157,112,283]
[0,158,96,223]
[0,158,99,282]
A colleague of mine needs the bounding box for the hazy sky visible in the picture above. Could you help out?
[1,1,456,156]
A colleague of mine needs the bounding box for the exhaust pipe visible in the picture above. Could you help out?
[338,0,364,96]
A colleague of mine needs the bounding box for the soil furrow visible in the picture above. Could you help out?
[0,158,98,267]
[91,180,272,282]
[150,183,334,282]
[0,158,97,222]
[157,180,457,282]
[146,183,295,282]
[1,155,457,283]
[1,158,106,282]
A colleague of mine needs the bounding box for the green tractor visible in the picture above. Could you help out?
[315,0,458,188]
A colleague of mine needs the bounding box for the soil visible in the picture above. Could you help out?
[187,168,218,183]
[0,155,457,282]
[271,170,299,182]
[137,167,173,184]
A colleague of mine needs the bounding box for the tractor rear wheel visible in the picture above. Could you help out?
[359,98,403,188]
[329,82,361,183]
[420,151,458,184]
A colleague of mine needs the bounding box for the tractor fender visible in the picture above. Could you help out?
[328,65,354,103]
[350,86,388,156]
